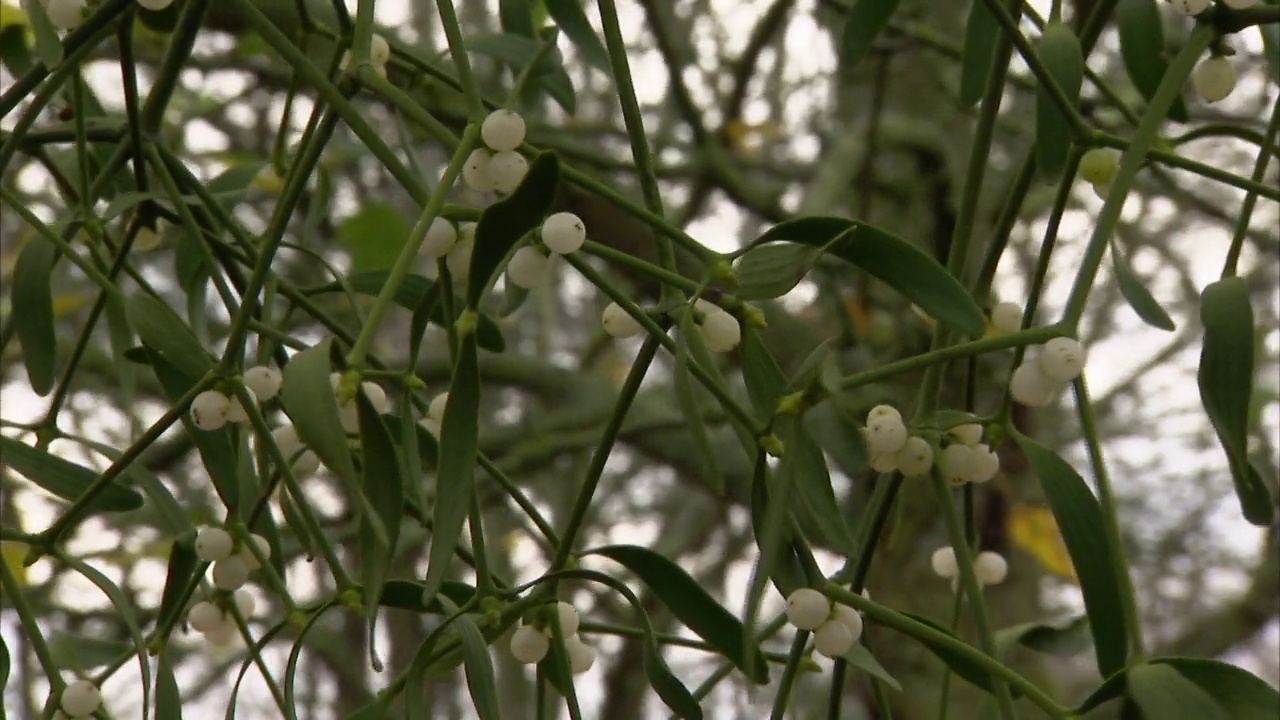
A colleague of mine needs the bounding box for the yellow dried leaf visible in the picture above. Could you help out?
[0,1,29,29]
[1,541,29,587]
[1009,503,1078,581]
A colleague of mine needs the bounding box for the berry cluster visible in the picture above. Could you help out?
[505,212,588,289]
[186,589,257,646]
[784,588,864,659]
[931,546,1009,588]
[508,601,596,673]
[861,405,934,476]
[464,110,531,194]
[1009,337,1087,407]
[194,526,271,592]
[189,366,283,431]
[940,423,1001,486]
[57,679,102,719]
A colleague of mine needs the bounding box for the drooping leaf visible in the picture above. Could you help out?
[280,338,357,484]
[1111,241,1175,331]
[1013,434,1129,677]
[788,424,857,554]
[453,612,503,720]
[588,544,770,683]
[1116,0,1189,122]
[156,529,199,633]
[1035,22,1084,179]
[12,236,58,395]
[0,435,144,512]
[337,201,411,272]
[839,0,900,71]
[544,0,609,70]
[643,636,703,720]
[1197,277,1274,526]
[959,0,1000,105]
[468,152,560,306]
[126,293,215,379]
[753,218,984,337]
[356,391,404,671]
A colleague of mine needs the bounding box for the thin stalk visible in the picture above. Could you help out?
[1221,93,1280,278]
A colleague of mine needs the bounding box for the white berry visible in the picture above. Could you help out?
[1009,361,1057,407]
[1171,0,1211,15]
[269,425,319,477]
[565,634,596,674]
[1038,337,1086,382]
[233,588,256,618]
[813,619,854,658]
[133,220,165,251]
[462,149,496,192]
[136,0,174,9]
[428,393,449,423]
[481,109,526,152]
[552,601,580,637]
[225,394,253,425]
[46,0,85,29]
[506,246,551,289]
[602,302,643,338]
[195,527,235,562]
[785,588,831,630]
[990,302,1023,335]
[931,546,959,579]
[59,680,101,716]
[239,533,271,571]
[1192,56,1236,103]
[866,404,902,425]
[190,390,231,430]
[212,556,250,591]
[488,150,529,194]
[863,416,908,455]
[1079,148,1120,186]
[446,237,474,279]
[204,615,238,646]
[510,625,550,664]
[369,34,391,67]
[831,603,863,642]
[421,217,457,259]
[187,601,224,634]
[698,308,742,352]
[947,423,984,446]
[941,443,977,484]
[968,444,1001,483]
[540,212,587,254]
[243,366,282,402]
[894,436,934,476]
[975,551,1009,586]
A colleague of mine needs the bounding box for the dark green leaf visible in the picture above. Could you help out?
[740,329,787,418]
[643,637,703,719]
[1130,663,1231,720]
[421,336,481,607]
[454,613,503,720]
[357,391,404,670]
[336,270,506,352]
[753,218,984,337]
[844,642,901,690]
[126,293,215,379]
[0,435,144,512]
[1013,434,1129,677]
[959,0,1000,105]
[1112,242,1175,331]
[839,0,900,70]
[466,33,576,113]
[1116,0,1189,122]
[337,201,411,272]
[1035,23,1084,179]
[588,544,770,683]
[207,162,269,208]
[1158,657,1280,720]
[0,25,34,77]
[155,645,183,720]
[12,236,58,395]
[156,530,199,633]
[25,0,63,68]
[789,425,857,554]
[137,0,182,33]
[281,338,357,484]
[544,0,610,70]
[747,449,807,598]
[1197,277,1274,526]
[379,579,476,614]
[733,239,819,301]
[994,615,1092,658]
[49,632,132,670]
[469,152,560,306]
[500,0,535,37]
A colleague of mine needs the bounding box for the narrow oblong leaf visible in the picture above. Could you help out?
[156,530,199,633]
[12,236,58,395]
[994,615,1092,658]
[587,544,770,683]
[356,391,404,670]
[1158,657,1280,720]
[1035,22,1084,179]
[844,643,902,691]
[839,0,901,70]
[733,243,818,300]
[281,338,357,484]
[1013,434,1129,677]
[468,152,560,306]
[0,435,144,512]
[126,293,215,379]
[959,0,1000,105]
[1111,242,1175,331]
[1129,663,1231,720]
[754,218,984,337]
[1197,277,1273,526]
[155,645,184,720]
[1116,0,1189,122]
[789,426,857,554]
[453,613,503,720]
[643,638,703,720]
[740,329,787,418]
[544,0,610,70]
[379,579,477,614]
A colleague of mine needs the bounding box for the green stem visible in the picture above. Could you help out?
[139,0,212,134]
[1221,93,1280,278]
[1092,133,1280,202]
[0,558,60,682]
[433,0,486,120]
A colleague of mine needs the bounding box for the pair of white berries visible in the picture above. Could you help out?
[266,424,321,477]
[189,366,285,431]
[862,405,934,477]
[421,220,477,284]
[505,212,589,289]
[329,372,387,434]
[1172,0,1258,16]
[463,110,530,194]
[194,526,270,591]
[784,588,864,659]
[57,679,102,718]
[930,547,1009,587]
[1009,337,1087,407]
[340,34,392,79]
[508,601,595,673]
[187,589,256,646]
[941,424,1001,485]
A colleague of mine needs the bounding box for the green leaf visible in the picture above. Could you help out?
[844,642,902,691]
[1116,0,1189,123]
[643,637,703,720]
[468,152,560,306]
[453,613,503,720]
[753,218,984,337]
[994,615,1092,658]
[747,449,807,598]
[1111,242,1175,331]
[959,0,1000,106]
[1035,22,1084,179]
[466,32,576,113]
[1157,657,1280,720]
[1013,434,1129,677]
[587,544,770,684]
[0,25,34,77]
[421,336,481,608]
[24,0,63,68]
[12,236,58,395]
[126,293,215,379]
[156,529,199,633]
[674,315,724,495]
[137,0,182,33]
[356,391,404,671]
[1130,663,1231,720]
[337,270,506,352]
[49,632,133,670]
[544,0,610,71]
[62,555,152,720]
[283,602,343,720]
[281,338,357,484]
[155,645,184,720]
[379,579,477,614]
[838,0,900,70]
[733,243,819,300]
[789,424,857,554]
[337,201,411,272]
[1197,277,1274,526]
[500,0,535,37]
[0,435,144,512]
[740,328,787,419]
